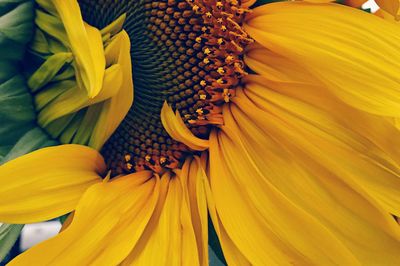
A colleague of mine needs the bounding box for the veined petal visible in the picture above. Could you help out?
[202,159,251,266]
[209,131,359,265]
[0,145,104,224]
[245,2,400,117]
[161,102,209,151]
[245,44,316,84]
[210,75,400,264]
[245,74,400,219]
[10,171,159,266]
[174,156,209,266]
[122,171,200,266]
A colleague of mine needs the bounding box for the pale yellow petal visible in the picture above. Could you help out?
[0,145,104,224]
[245,2,400,116]
[10,171,159,266]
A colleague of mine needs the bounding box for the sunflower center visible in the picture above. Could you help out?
[79,0,251,174]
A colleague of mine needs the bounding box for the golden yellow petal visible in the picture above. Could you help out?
[245,2,400,117]
[122,172,200,265]
[208,75,400,263]
[52,0,105,98]
[174,156,209,266]
[246,74,400,219]
[209,130,359,265]
[89,30,134,150]
[245,44,316,84]
[0,145,104,224]
[9,171,159,266]
[161,102,209,151]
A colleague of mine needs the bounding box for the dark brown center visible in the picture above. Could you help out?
[78,0,251,175]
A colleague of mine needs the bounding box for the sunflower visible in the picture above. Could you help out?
[1,0,400,264]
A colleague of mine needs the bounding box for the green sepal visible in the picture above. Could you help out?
[28,52,73,92]
[0,1,34,44]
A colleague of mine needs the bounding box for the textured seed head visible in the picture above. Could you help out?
[79,0,251,175]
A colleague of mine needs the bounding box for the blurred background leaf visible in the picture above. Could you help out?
[0,224,23,262]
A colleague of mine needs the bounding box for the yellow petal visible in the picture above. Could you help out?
[89,30,133,150]
[209,76,400,264]
[173,156,209,266]
[161,102,209,151]
[122,171,200,265]
[375,0,400,19]
[245,74,400,219]
[206,188,250,266]
[241,0,256,8]
[245,2,400,117]
[52,0,105,98]
[10,171,160,266]
[0,145,104,224]
[245,44,316,84]
[100,13,126,38]
[209,130,359,265]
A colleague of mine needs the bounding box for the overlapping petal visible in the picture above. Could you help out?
[245,2,400,117]
[161,102,209,151]
[208,71,400,263]
[9,171,159,266]
[0,145,104,224]
[123,163,208,265]
[29,0,133,150]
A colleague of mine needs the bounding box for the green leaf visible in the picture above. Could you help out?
[0,224,23,262]
[0,74,36,154]
[0,0,39,157]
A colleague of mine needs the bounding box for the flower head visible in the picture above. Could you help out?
[1,0,400,265]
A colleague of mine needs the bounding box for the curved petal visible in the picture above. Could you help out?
[122,171,200,265]
[9,171,159,266]
[29,2,132,150]
[175,156,209,266]
[52,0,105,98]
[245,74,400,218]
[0,145,104,224]
[208,75,400,263]
[209,130,359,265]
[245,44,316,84]
[89,30,134,150]
[161,102,209,151]
[245,2,400,117]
